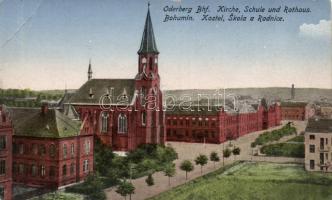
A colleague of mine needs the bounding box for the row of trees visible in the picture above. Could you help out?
[115,146,241,200]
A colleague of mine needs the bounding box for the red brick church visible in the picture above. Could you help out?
[66,6,165,152]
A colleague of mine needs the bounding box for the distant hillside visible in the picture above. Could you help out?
[164,88,332,103]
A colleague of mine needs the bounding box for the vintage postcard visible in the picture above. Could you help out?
[0,0,331,199]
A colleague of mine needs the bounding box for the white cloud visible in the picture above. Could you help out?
[299,20,331,39]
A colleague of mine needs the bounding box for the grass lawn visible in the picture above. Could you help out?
[30,191,84,200]
[149,162,332,200]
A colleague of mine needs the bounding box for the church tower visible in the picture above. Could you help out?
[135,3,164,144]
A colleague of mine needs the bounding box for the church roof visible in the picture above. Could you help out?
[138,7,159,54]
[8,107,82,138]
[68,79,136,105]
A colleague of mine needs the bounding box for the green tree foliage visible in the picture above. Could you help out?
[195,154,208,175]
[82,173,106,200]
[232,147,241,160]
[210,151,220,168]
[180,160,194,180]
[164,163,176,186]
[223,148,232,160]
[116,179,135,200]
[251,125,297,147]
[261,143,304,158]
[94,139,115,176]
[145,173,154,186]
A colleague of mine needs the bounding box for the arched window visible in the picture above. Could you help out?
[70,163,75,175]
[85,139,90,155]
[101,112,109,133]
[63,144,67,159]
[40,165,46,177]
[142,112,146,126]
[71,143,75,158]
[118,114,127,134]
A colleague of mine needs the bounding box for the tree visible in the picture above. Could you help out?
[223,148,232,163]
[232,147,241,160]
[210,151,220,168]
[116,179,135,200]
[163,163,176,186]
[84,173,106,200]
[180,160,194,180]
[195,154,208,175]
[145,173,154,186]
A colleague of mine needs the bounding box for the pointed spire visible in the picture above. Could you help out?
[138,3,159,54]
[88,59,92,81]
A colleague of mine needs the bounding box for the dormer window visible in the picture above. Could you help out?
[89,88,94,98]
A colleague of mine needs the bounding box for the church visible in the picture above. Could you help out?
[65,6,165,152]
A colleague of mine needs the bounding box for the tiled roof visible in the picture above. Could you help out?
[68,79,136,105]
[281,101,308,107]
[305,118,332,133]
[8,107,81,138]
[166,105,221,115]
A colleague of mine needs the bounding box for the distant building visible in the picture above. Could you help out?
[280,101,314,121]
[0,106,12,200]
[9,104,93,188]
[166,100,281,143]
[316,103,332,119]
[305,118,332,172]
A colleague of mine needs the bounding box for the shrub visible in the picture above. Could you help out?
[261,143,304,158]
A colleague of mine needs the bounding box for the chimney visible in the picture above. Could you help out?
[291,84,295,100]
[41,102,48,115]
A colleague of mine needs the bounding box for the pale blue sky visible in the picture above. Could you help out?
[0,0,331,90]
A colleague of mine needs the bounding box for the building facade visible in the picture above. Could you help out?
[305,118,332,172]
[280,101,308,121]
[0,106,12,200]
[9,105,93,188]
[166,101,281,144]
[66,7,165,152]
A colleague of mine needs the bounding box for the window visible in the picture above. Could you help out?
[309,135,315,140]
[31,165,37,176]
[32,144,38,155]
[85,139,90,155]
[141,57,147,64]
[118,114,127,133]
[310,160,315,169]
[19,164,24,175]
[49,166,55,177]
[13,143,18,154]
[19,144,24,154]
[39,144,46,156]
[142,112,146,126]
[0,160,5,175]
[149,57,153,70]
[83,160,89,173]
[0,136,6,150]
[49,144,56,158]
[13,162,17,175]
[62,165,67,176]
[63,144,67,159]
[40,165,46,177]
[71,143,75,158]
[101,112,109,133]
[309,145,315,153]
[70,163,75,175]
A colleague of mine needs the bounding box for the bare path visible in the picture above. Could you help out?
[105,121,307,200]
